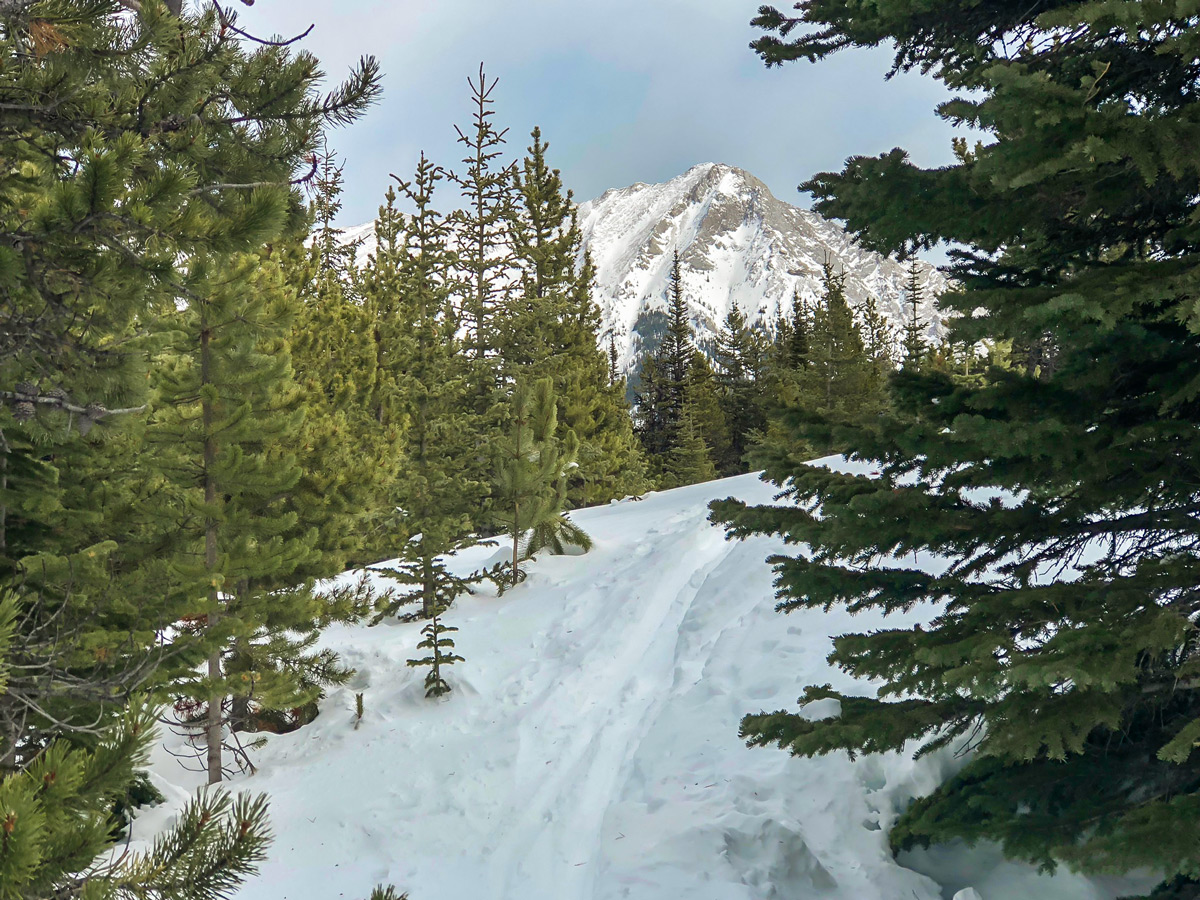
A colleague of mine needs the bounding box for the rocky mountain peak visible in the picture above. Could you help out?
[578,162,947,374]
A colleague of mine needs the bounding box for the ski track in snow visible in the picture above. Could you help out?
[134,467,1155,900]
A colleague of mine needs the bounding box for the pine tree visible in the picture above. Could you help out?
[492,378,590,590]
[713,306,767,474]
[0,1,379,893]
[151,249,351,782]
[661,404,718,489]
[285,171,403,571]
[406,614,465,699]
[900,258,928,369]
[684,350,733,471]
[718,2,1200,890]
[450,63,517,409]
[356,186,409,434]
[371,157,483,622]
[504,128,648,506]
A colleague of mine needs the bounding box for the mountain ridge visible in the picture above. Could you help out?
[345,162,948,373]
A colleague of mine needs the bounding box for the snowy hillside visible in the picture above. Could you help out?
[343,163,948,375]
[579,163,948,374]
[135,468,1148,900]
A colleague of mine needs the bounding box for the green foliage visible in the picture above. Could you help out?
[505,129,648,506]
[369,156,485,622]
[722,0,1200,889]
[492,378,591,590]
[406,614,465,699]
[0,1,379,894]
[713,306,768,474]
[900,259,928,369]
[0,658,270,900]
[661,405,718,489]
[288,158,403,571]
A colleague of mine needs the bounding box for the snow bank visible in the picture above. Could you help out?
[133,467,1150,900]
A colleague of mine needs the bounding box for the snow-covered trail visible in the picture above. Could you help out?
[137,470,1152,900]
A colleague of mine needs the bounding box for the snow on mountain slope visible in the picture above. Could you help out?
[578,163,948,373]
[134,468,1150,900]
[342,163,948,375]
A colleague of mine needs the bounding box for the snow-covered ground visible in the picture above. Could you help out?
[134,464,1152,900]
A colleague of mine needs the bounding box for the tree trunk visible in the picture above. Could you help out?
[201,322,223,785]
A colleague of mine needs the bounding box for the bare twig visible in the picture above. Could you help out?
[211,0,315,47]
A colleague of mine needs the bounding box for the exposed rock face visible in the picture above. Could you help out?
[578,162,948,373]
[345,162,949,374]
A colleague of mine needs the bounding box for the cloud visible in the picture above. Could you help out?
[227,2,967,228]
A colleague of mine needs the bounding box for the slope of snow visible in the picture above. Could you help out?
[134,467,1146,900]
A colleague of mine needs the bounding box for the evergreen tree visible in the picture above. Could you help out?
[791,263,879,447]
[492,378,590,590]
[449,63,517,410]
[659,250,694,401]
[285,173,403,571]
[0,1,378,893]
[857,293,896,395]
[661,404,718,489]
[407,614,465,699]
[713,306,767,474]
[900,258,928,369]
[151,249,349,783]
[356,186,409,434]
[718,2,1200,890]
[504,128,647,506]
[684,350,733,471]
[372,157,483,622]
[633,351,670,459]
[786,287,811,369]
[634,251,695,467]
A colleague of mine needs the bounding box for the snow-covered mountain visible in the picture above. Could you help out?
[345,162,948,374]
[580,163,948,373]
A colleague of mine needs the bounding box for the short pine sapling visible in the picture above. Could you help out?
[407,614,465,699]
[492,378,591,591]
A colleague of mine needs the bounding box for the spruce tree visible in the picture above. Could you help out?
[713,306,767,474]
[716,2,1200,890]
[658,249,694,426]
[371,157,483,622]
[900,258,928,369]
[407,614,465,699]
[661,404,718,489]
[684,350,733,472]
[635,251,696,470]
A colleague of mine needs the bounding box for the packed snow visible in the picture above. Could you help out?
[133,463,1151,900]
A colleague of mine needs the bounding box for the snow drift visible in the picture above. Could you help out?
[134,467,1147,900]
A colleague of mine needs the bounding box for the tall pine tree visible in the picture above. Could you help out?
[372,157,483,622]
[504,128,646,506]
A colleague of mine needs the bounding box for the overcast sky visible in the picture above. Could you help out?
[228,1,964,229]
